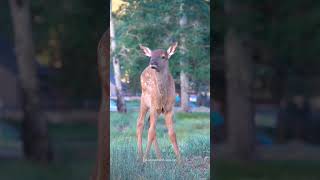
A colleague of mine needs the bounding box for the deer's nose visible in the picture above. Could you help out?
[149,60,159,70]
[150,60,158,66]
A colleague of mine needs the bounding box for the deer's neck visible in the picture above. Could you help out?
[154,69,169,91]
[154,69,170,109]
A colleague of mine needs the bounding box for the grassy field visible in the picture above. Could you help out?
[110,111,210,180]
[0,121,97,180]
[214,160,320,180]
[1,112,320,179]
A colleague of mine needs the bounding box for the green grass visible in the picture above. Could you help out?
[110,111,211,179]
[126,100,140,108]
[0,158,94,180]
[49,122,97,141]
[2,112,320,180]
[0,121,97,180]
[214,160,320,180]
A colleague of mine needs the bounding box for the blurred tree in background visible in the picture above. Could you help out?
[224,0,255,160]
[0,0,107,164]
[8,0,52,163]
[214,0,320,159]
[31,0,106,100]
[215,0,320,100]
[111,1,127,113]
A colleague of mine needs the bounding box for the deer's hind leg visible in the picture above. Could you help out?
[145,115,162,160]
[165,110,181,163]
[136,101,148,160]
[143,110,158,162]
[153,136,162,159]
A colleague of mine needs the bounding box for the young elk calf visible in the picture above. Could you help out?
[137,42,181,163]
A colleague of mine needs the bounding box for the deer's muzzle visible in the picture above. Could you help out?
[150,61,159,70]
[150,64,157,69]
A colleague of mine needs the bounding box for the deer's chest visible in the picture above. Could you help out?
[155,84,168,113]
[148,79,169,113]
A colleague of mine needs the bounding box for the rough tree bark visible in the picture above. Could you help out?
[179,3,190,112]
[9,0,52,163]
[224,0,255,160]
[91,30,110,180]
[110,3,127,113]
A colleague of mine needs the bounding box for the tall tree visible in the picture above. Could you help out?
[8,0,52,162]
[179,2,190,112]
[111,1,127,113]
[224,0,255,160]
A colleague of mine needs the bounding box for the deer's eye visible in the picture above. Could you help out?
[161,55,165,59]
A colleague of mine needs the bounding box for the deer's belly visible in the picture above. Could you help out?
[142,83,174,113]
[151,97,174,114]
[142,93,152,107]
[142,94,167,113]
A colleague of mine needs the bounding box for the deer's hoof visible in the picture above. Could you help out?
[177,157,183,165]
[137,154,144,162]
[142,157,147,163]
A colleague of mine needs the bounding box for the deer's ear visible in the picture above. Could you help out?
[167,42,178,59]
[139,44,152,57]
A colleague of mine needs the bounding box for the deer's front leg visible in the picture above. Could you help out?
[165,110,181,163]
[143,110,158,162]
[136,103,148,160]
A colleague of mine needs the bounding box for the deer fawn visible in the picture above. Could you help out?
[137,42,181,163]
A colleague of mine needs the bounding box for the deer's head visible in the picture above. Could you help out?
[139,42,178,72]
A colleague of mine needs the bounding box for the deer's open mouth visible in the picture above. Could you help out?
[150,65,158,70]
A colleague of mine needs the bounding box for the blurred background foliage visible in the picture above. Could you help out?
[215,0,320,83]
[1,0,210,99]
[213,0,320,159]
[0,0,106,101]
[113,0,210,94]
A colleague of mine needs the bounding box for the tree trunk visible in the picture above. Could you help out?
[110,5,126,113]
[224,0,255,160]
[91,30,110,180]
[9,0,52,163]
[179,3,190,112]
[180,70,190,112]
